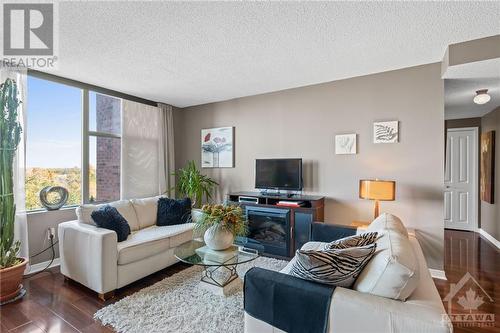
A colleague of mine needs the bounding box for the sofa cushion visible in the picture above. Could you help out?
[91,205,131,242]
[130,195,164,229]
[353,228,419,300]
[76,200,140,231]
[117,223,194,265]
[325,232,378,250]
[157,197,192,226]
[367,213,408,238]
[290,244,377,287]
[281,241,325,274]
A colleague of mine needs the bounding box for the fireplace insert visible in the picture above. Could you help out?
[245,206,290,257]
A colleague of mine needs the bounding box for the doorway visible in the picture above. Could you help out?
[444,127,478,231]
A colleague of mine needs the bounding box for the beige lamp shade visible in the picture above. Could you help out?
[359,179,396,201]
[359,179,396,219]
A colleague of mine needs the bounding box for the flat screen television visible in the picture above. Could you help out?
[255,158,303,191]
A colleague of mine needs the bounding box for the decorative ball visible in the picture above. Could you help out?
[39,186,69,210]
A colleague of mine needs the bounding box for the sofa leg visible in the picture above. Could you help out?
[98,291,115,302]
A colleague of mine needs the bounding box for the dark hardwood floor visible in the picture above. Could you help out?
[0,262,190,332]
[434,229,499,333]
[1,229,498,332]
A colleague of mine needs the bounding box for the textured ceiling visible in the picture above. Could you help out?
[46,1,500,107]
[445,59,500,120]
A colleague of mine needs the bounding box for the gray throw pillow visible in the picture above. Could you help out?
[324,232,378,250]
[290,244,377,287]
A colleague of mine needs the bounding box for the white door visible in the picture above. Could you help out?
[444,128,478,231]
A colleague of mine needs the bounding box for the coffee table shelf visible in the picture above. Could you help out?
[174,239,259,296]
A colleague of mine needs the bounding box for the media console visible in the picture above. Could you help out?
[227,191,325,258]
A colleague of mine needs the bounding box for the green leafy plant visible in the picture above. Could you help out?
[172,160,218,208]
[0,78,23,269]
[196,204,247,237]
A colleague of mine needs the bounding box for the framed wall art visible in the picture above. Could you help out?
[374,121,399,143]
[201,127,234,168]
[481,130,495,203]
[335,134,357,154]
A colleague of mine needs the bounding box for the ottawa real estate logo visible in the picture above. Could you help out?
[443,272,495,328]
[2,2,58,69]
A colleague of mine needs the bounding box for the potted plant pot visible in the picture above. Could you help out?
[204,225,234,251]
[0,257,28,303]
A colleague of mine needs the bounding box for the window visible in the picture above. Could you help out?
[86,92,122,203]
[26,76,123,210]
[26,76,82,210]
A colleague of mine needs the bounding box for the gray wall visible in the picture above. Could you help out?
[27,208,76,265]
[480,107,500,241]
[175,63,445,269]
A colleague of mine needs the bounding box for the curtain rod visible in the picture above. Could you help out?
[28,69,159,107]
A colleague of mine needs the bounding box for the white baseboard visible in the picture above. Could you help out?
[478,228,500,249]
[429,268,447,280]
[26,258,60,275]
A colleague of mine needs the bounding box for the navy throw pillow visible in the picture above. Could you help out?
[157,197,192,226]
[91,205,131,242]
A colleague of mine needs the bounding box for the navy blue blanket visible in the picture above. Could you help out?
[244,267,335,333]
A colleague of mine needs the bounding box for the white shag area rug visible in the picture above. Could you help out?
[94,257,288,333]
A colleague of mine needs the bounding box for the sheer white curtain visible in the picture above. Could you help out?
[121,100,160,199]
[121,101,175,199]
[158,103,175,197]
[1,67,29,259]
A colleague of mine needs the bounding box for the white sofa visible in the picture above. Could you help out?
[58,196,194,300]
[244,214,453,333]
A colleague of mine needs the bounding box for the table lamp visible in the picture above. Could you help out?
[359,179,396,219]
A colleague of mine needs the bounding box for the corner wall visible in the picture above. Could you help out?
[175,63,445,269]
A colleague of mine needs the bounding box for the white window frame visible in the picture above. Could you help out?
[81,89,122,204]
[27,70,154,209]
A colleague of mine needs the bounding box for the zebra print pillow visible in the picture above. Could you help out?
[290,244,377,287]
[324,232,378,250]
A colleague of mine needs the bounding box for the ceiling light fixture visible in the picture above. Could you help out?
[473,89,491,105]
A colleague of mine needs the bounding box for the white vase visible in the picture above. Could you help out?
[204,225,234,250]
[190,208,203,223]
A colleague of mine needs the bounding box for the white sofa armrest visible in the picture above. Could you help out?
[329,287,452,333]
[58,220,118,294]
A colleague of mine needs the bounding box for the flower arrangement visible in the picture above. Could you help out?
[196,204,248,237]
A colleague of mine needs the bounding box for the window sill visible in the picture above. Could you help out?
[26,205,78,216]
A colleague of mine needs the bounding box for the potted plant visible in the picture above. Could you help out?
[196,204,247,250]
[0,78,28,303]
[172,160,218,222]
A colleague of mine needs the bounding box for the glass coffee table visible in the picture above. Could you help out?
[174,239,259,296]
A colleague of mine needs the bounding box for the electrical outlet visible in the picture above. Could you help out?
[47,227,56,239]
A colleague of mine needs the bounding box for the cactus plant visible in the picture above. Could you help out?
[0,78,23,269]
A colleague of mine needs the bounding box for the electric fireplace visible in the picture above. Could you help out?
[245,206,290,257]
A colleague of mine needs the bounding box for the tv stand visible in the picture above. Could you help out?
[259,190,296,198]
[227,191,325,258]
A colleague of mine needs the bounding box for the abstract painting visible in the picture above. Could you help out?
[335,134,357,154]
[373,121,399,143]
[480,131,495,203]
[201,127,234,168]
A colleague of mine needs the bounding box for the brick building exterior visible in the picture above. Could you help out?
[96,94,121,202]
